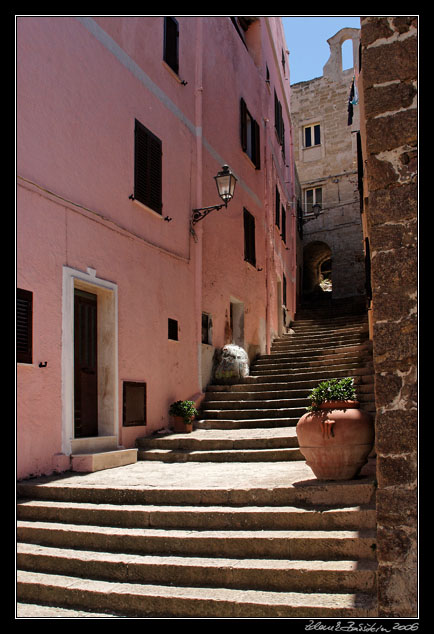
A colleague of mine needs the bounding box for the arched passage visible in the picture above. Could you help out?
[302,241,332,297]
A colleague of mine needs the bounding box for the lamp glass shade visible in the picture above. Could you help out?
[215,165,237,205]
[312,203,321,218]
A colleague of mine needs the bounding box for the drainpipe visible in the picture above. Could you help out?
[193,17,205,403]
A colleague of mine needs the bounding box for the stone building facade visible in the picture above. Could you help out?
[358,16,418,617]
[291,28,366,300]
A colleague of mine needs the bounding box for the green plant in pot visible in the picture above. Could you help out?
[296,377,374,480]
[306,377,357,412]
[169,400,198,433]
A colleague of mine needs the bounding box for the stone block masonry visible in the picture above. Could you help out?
[359,16,417,618]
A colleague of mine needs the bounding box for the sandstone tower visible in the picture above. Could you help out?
[291,28,366,302]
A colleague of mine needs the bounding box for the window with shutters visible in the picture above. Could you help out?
[163,17,179,75]
[134,119,162,215]
[17,288,33,364]
[243,208,256,267]
[240,98,260,169]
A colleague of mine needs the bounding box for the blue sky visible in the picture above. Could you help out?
[281,16,361,84]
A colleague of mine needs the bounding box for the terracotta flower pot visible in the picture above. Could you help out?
[296,401,374,480]
[172,416,193,433]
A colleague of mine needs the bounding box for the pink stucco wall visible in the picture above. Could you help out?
[16,16,296,479]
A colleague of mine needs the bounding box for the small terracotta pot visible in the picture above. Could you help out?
[172,416,193,433]
[296,401,374,480]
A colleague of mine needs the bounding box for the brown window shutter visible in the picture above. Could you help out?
[17,288,33,364]
[275,186,280,227]
[253,119,260,169]
[243,208,256,267]
[281,205,286,243]
[240,98,247,152]
[134,119,162,214]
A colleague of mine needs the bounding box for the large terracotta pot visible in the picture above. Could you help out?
[296,401,374,480]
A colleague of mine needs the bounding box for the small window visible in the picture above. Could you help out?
[134,119,162,214]
[168,318,178,341]
[163,17,179,75]
[304,187,322,215]
[240,98,260,169]
[202,313,212,345]
[283,273,287,307]
[123,381,146,427]
[243,208,256,267]
[275,186,280,228]
[17,288,33,364]
[304,123,321,148]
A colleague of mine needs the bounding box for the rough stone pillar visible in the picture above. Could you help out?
[359,16,417,617]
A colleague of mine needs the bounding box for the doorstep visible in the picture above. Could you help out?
[71,448,138,473]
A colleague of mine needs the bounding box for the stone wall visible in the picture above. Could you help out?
[291,28,366,300]
[358,16,418,618]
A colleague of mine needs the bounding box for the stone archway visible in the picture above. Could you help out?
[302,241,332,298]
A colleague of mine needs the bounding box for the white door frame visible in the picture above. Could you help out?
[62,266,119,456]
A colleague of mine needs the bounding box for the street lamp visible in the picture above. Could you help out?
[303,203,322,224]
[191,165,237,225]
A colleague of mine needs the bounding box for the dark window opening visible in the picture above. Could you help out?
[168,318,179,341]
[134,119,162,214]
[243,208,256,267]
[304,123,321,148]
[240,98,260,169]
[274,91,285,155]
[202,313,212,345]
[123,381,147,427]
[281,205,286,243]
[275,186,280,228]
[283,273,287,307]
[17,288,33,364]
[164,17,179,75]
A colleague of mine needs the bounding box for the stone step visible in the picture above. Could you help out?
[251,360,372,375]
[255,352,370,366]
[17,570,377,618]
[248,366,373,380]
[280,328,368,342]
[196,417,300,430]
[17,463,376,507]
[17,499,376,531]
[17,543,377,594]
[204,388,374,402]
[271,338,368,353]
[200,407,306,420]
[203,398,308,410]
[266,342,372,359]
[137,427,300,449]
[137,447,304,462]
[248,367,373,382]
[71,449,138,473]
[18,520,377,560]
[206,378,374,394]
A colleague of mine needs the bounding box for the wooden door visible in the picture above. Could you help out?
[74,289,98,438]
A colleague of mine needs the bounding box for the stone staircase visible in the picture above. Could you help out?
[16,299,378,618]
